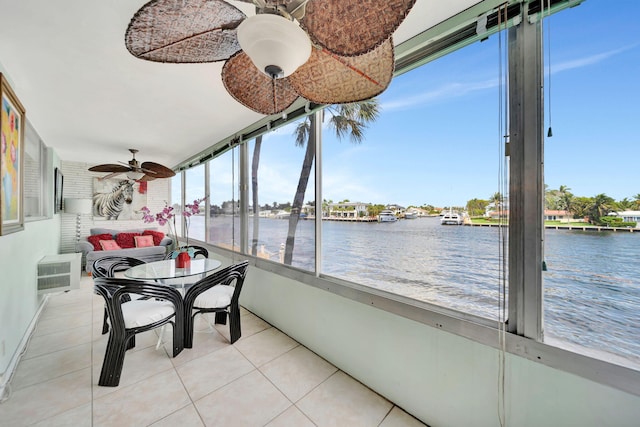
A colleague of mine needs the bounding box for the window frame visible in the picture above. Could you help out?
[173,0,640,396]
[23,119,51,222]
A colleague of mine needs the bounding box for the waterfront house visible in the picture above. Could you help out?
[328,201,370,218]
[487,209,577,223]
[0,1,638,426]
[544,210,572,222]
[609,210,640,228]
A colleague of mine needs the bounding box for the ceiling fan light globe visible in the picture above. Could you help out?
[237,14,311,78]
[126,171,145,180]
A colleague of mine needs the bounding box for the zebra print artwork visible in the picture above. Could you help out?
[93,179,143,220]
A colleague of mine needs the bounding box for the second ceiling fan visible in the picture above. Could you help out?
[88,149,176,181]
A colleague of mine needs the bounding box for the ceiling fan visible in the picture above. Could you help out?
[125,0,417,115]
[88,149,176,181]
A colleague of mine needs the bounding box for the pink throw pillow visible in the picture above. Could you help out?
[87,233,114,251]
[99,240,122,251]
[134,235,155,248]
[142,230,165,246]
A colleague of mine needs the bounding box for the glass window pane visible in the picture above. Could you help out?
[542,0,640,367]
[247,117,316,271]
[320,35,507,320]
[185,164,205,242]
[209,147,240,251]
[170,173,182,241]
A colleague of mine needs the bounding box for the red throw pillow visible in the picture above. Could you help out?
[142,230,165,246]
[87,233,114,251]
[115,232,141,249]
[99,240,122,251]
[134,235,154,248]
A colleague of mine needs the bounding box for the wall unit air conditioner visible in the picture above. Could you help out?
[37,253,81,294]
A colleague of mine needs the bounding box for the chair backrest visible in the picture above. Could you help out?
[92,256,146,278]
[184,260,249,307]
[93,276,183,329]
[164,245,209,260]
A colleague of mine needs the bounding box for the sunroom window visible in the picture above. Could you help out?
[542,0,640,367]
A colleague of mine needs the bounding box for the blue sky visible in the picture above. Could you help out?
[181,0,639,209]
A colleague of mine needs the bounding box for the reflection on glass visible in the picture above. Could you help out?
[185,164,205,242]
[208,148,240,250]
[170,174,182,241]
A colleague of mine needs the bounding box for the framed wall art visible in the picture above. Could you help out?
[0,73,26,235]
[93,178,147,220]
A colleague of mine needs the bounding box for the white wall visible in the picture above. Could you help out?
[0,138,61,378]
[236,259,640,427]
[60,161,171,254]
[0,217,61,375]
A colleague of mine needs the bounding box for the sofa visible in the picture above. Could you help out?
[77,227,173,272]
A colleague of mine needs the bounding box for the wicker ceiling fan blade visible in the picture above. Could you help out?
[139,174,157,182]
[288,38,394,105]
[300,0,416,57]
[222,51,300,115]
[88,164,132,173]
[125,0,246,63]
[140,162,176,178]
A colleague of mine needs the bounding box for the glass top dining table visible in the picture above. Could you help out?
[124,258,222,281]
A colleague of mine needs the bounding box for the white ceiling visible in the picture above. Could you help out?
[0,0,481,169]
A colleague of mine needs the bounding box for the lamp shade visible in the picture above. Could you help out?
[64,198,93,214]
[237,14,311,79]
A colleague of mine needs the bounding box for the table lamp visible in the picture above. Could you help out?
[64,198,93,247]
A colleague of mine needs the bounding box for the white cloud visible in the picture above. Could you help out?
[549,45,637,74]
[382,78,498,111]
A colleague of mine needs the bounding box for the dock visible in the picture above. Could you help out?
[466,223,638,232]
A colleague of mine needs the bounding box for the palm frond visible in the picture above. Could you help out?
[294,121,311,147]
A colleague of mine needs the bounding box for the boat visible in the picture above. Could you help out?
[441,209,463,225]
[404,211,418,219]
[378,210,398,222]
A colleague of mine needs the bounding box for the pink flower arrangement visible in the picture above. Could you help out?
[141,198,205,249]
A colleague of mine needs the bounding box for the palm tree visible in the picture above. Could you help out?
[556,185,573,213]
[633,194,640,210]
[589,193,614,224]
[571,196,592,219]
[490,192,504,211]
[617,197,633,211]
[284,100,380,265]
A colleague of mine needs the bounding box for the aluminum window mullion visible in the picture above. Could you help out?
[314,110,322,277]
[507,16,544,340]
[240,142,249,255]
[180,170,186,239]
[204,161,210,245]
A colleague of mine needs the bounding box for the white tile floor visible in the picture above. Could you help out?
[0,274,428,427]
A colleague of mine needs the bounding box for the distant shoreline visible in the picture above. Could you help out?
[467,222,639,232]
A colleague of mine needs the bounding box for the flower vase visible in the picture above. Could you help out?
[176,250,191,268]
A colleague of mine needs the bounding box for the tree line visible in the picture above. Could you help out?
[465,186,640,226]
